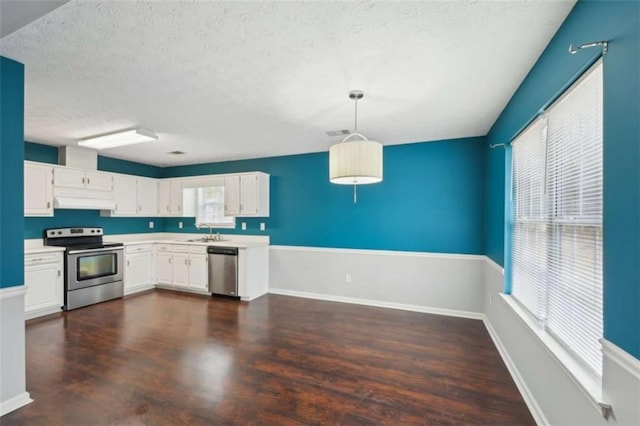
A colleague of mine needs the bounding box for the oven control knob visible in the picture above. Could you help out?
[57,231,62,235]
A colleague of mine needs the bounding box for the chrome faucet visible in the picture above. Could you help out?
[197,223,214,240]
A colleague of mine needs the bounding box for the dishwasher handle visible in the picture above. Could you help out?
[207,247,238,256]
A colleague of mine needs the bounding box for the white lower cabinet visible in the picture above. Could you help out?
[186,246,209,292]
[172,252,190,288]
[124,245,154,294]
[153,244,209,293]
[24,251,64,319]
[155,251,173,284]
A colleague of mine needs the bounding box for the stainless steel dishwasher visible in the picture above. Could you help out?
[207,247,238,296]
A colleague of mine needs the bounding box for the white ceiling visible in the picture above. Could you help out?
[0,0,575,167]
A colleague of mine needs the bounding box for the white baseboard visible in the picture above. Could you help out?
[24,306,62,321]
[483,316,548,426]
[268,288,484,320]
[0,392,32,417]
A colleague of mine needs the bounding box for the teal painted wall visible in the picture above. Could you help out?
[484,1,640,358]
[164,137,486,254]
[1,57,25,288]
[24,142,164,239]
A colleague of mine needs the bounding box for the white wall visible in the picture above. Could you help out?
[0,286,31,416]
[269,246,485,318]
[483,261,640,426]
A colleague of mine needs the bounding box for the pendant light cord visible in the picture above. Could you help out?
[354,96,358,135]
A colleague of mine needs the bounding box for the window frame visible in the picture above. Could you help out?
[505,59,604,404]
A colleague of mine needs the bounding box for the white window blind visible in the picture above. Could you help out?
[511,61,603,377]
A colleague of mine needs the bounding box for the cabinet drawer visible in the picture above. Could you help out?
[25,252,63,266]
[189,245,208,254]
[172,245,190,253]
[125,244,154,254]
[155,244,172,252]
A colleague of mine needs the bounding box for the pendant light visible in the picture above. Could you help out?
[329,90,383,203]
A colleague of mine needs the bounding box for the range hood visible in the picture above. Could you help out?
[54,196,115,210]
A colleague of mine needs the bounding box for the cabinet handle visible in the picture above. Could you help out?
[138,205,142,212]
[185,259,188,265]
[127,260,130,267]
[57,269,61,277]
[82,177,85,184]
[115,204,118,211]
[87,178,90,185]
[178,205,181,211]
[167,206,170,212]
[32,257,43,262]
[169,258,172,264]
[47,201,51,209]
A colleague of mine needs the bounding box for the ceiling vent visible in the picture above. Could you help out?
[326,129,351,137]
[167,150,186,155]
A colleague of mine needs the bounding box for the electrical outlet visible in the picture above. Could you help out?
[149,221,154,229]
[260,222,265,231]
[345,273,352,283]
[178,221,183,229]
[242,222,247,230]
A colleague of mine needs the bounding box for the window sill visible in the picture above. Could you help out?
[499,293,607,413]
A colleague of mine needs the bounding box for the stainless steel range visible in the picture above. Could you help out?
[44,227,124,311]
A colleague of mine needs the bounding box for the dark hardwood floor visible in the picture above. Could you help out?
[3,290,534,425]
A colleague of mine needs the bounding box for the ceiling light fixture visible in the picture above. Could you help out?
[329,90,383,203]
[78,128,158,150]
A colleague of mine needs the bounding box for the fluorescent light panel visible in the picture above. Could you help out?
[78,128,158,150]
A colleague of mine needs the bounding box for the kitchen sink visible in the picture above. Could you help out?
[184,237,228,243]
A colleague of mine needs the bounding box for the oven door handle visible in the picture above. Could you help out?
[67,247,124,255]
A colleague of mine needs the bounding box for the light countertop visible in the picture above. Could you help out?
[25,232,269,252]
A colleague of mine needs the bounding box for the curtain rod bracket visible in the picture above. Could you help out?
[569,41,608,56]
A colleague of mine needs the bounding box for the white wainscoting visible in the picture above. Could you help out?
[483,260,640,426]
[269,245,486,318]
[0,286,32,416]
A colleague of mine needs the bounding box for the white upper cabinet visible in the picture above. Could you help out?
[111,174,138,216]
[54,167,112,191]
[158,179,184,217]
[224,172,269,217]
[24,162,54,217]
[158,180,171,216]
[104,174,159,217]
[224,175,241,216]
[85,171,113,191]
[137,178,158,216]
[170,180,183,215]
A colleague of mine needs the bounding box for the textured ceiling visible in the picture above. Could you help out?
[0,0,575,166]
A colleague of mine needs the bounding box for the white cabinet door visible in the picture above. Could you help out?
[54,167,85,189]
[170,180,183,215]
[25,262,63,315]
[172,253,190,288]
[137,178,158,216]
[158,180,172,216]
[224,175,241,216]
[125,252,153,290]
[24,162,54,216]
[112,174,138,215]
[189,254,208,291]
[240,174,258,215]
[155,252,173,284]
[85,171,113,192]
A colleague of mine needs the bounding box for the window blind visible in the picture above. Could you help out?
[511,61,603,377]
